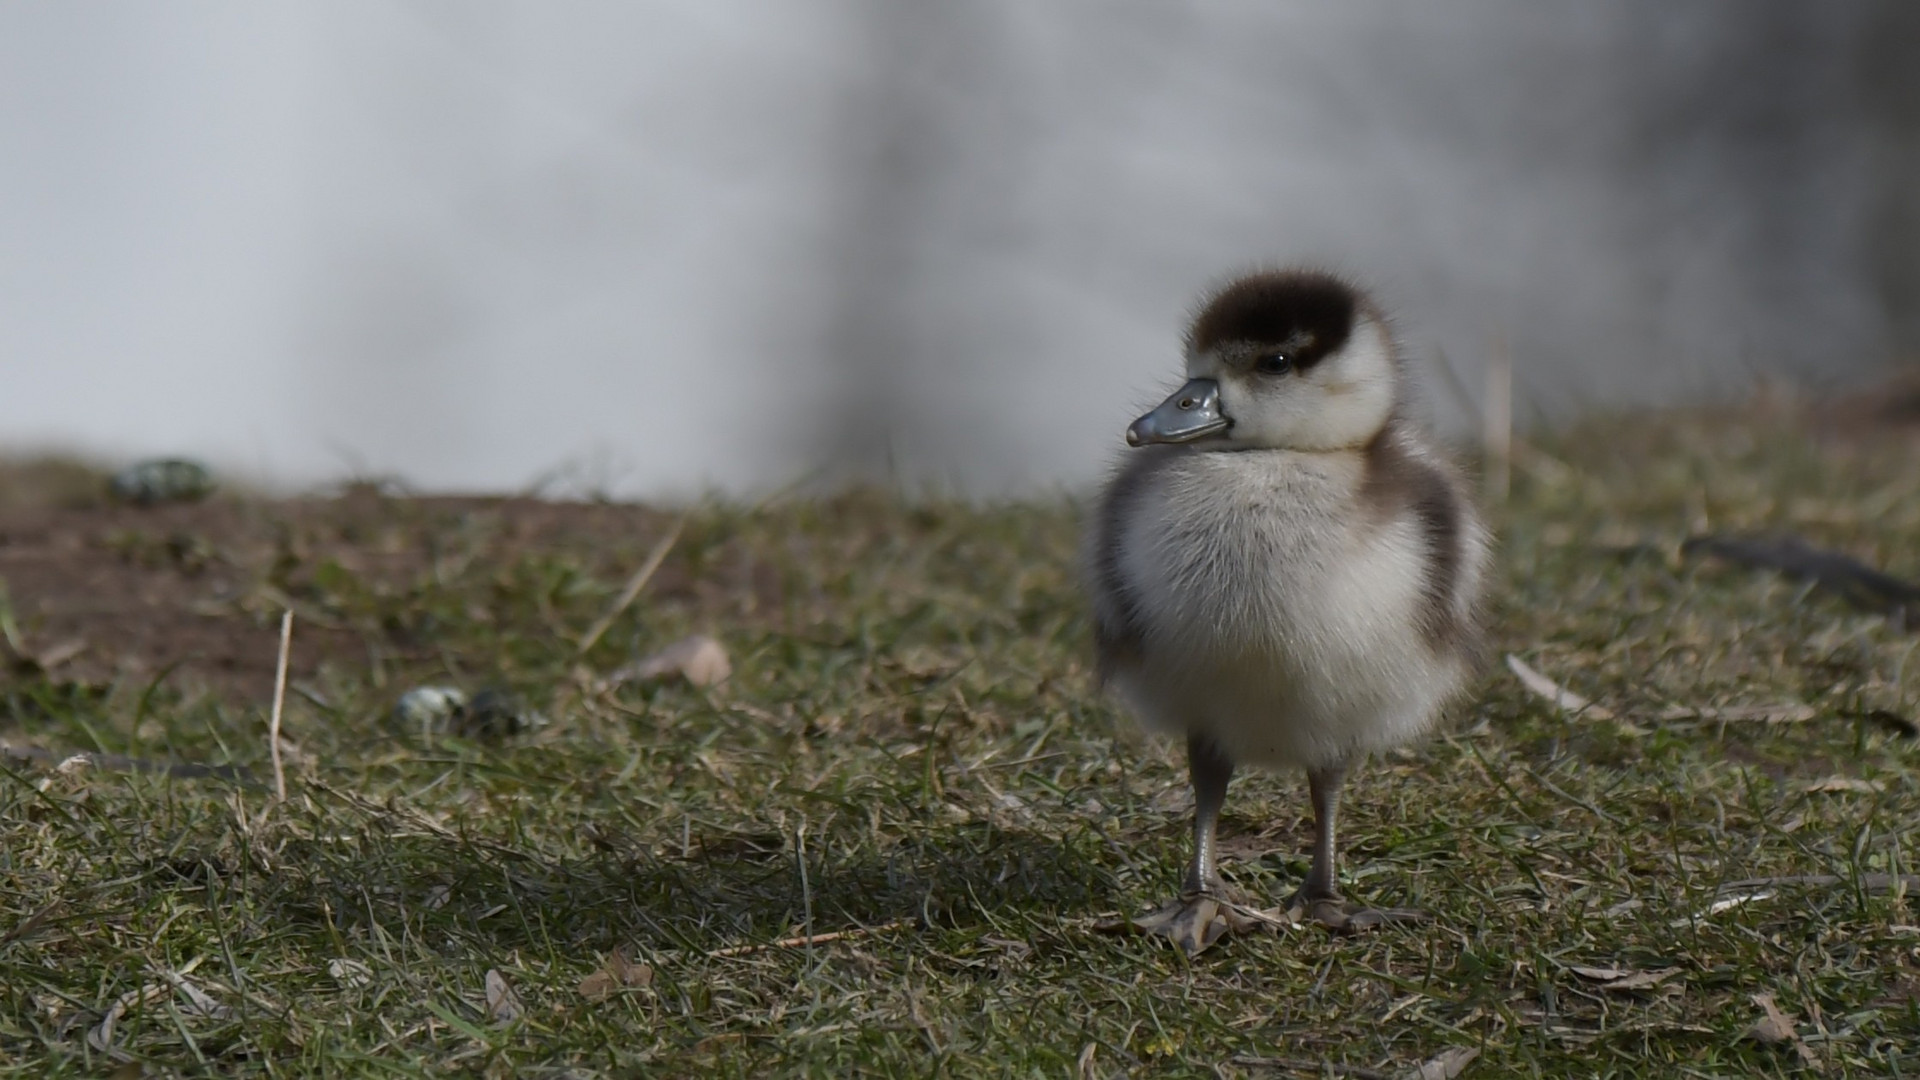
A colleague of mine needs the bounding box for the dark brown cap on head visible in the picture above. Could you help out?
[1187,270,1360,368]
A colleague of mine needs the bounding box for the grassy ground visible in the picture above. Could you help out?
[3,393,1920,1077]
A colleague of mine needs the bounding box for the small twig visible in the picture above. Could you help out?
[577,515,687,656]
[1682,532,1920,629]
[708,920,910,958]
[268,610,293,801]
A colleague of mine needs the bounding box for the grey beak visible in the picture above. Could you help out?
[1126,379,1230,446]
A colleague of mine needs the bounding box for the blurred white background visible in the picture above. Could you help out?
[2,2,1914,497]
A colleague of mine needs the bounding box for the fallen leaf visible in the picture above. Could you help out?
[1747,993,1796,1044]
[88,982,172,1059]
[33,638,87,671]
[484,968,523,1024]
[1748,992,1820,1067]
[980,936,1034,963]
[1705,890,1774,915]
[578,948,654,1001]
[1075,1042,1098,1080]
[159,969,232,1019]
[1570,965,1630,981]
[328,958,372,988]
[1570,965,1681,992]
[613,635,731,688]
[1506,655,1614,719]
[1600,968,1681,992]
[1805,777,1884,794]
[1405,1046,1479,1080]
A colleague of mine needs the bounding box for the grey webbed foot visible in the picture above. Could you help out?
[1134,887,1290,955]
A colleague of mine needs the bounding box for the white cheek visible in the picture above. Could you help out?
[1240,329,1395,450]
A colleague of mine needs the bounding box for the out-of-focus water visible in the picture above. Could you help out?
[0,3,1908,497]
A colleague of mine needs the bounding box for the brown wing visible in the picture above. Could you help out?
[1362,427,1484,660]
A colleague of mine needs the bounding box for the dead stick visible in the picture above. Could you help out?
[268,610,292,801]
[577,516,687,656]
[708,920,909,958]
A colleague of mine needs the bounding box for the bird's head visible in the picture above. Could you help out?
[1127,271,1399,452]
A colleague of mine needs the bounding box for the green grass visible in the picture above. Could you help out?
[4,398,1920,1077]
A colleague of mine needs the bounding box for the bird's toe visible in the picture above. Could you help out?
[1134,894,1231,955]
[1131,891,1294,954]
[1284,892,1428,935]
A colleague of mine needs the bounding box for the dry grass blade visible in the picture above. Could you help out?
[268,609,293,801]
[576,515,686,656]
[1505,654,1614,719]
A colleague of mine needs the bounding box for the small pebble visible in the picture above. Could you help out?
[391,686,467,737]
[109,459,216,505]
[460,688,547,738]
[390,685,546,739]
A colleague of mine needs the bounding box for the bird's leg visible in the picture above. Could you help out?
[1182,732,1234,898]
[1135,733,1244,954]
[1302,763,1345,904]
[1286,762,1426,933]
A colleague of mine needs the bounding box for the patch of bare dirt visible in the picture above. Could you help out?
[0,479,678,702]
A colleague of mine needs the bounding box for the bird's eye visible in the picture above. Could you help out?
[1256,353,1292,375]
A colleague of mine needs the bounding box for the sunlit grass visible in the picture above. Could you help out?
[2,397,1918,1077]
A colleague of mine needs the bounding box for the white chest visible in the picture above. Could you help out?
[1109,450,1451,767]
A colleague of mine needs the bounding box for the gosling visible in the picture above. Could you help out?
[1086,269,1489,954]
